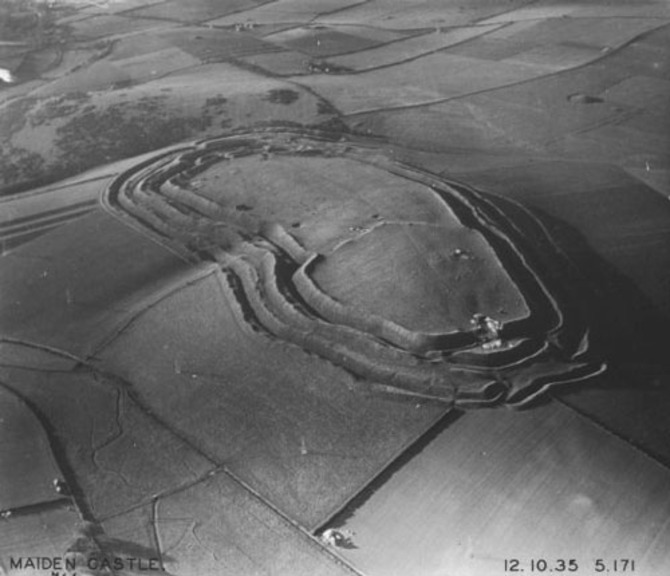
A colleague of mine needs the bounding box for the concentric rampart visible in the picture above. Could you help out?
[104,130,606,408]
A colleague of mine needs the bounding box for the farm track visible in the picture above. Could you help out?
[104,130,606,408]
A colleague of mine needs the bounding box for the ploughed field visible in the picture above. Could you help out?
[106,129,605,409]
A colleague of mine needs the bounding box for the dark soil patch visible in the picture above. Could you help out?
[263,88,300,105]
[567,92,604,104]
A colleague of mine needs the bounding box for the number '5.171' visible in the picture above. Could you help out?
[595,559,636,572]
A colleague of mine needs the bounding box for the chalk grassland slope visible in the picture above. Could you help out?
[0,0,363,196]
[0,63,336,194]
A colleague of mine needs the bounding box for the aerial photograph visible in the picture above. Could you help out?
[0,0,669,575]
